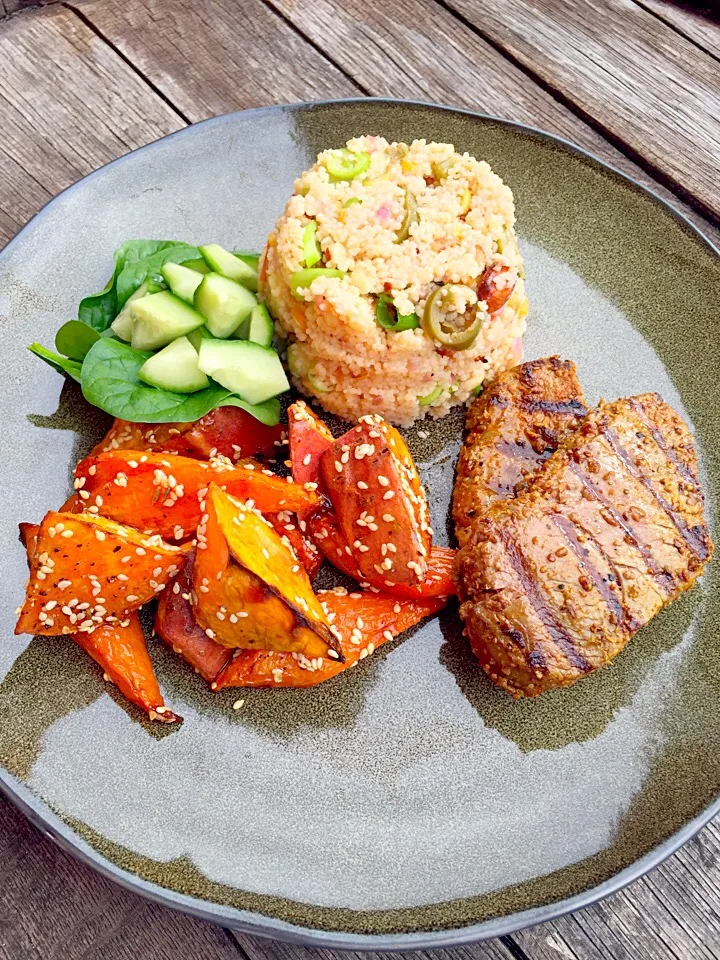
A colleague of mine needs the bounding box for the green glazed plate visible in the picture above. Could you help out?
[0,99,718,949]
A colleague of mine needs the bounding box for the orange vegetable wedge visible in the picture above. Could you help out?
[155,552,232,683]
[214,587,446,688]
[15,511,186,636]
[91,409,285,461]
[74,613,182,724]
[74,449,317,542]
[288,400,333,492]
[320,417,431,588]
[266,512,323,580]
[192,485,341,660]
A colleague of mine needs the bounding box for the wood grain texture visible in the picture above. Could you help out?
[443,0,720,218]
[262,0,719,247]
[0,795,243,960]
[71,0,358,123]
[235,932,517,960]
[637,1,720,58]
[0,4,183,246]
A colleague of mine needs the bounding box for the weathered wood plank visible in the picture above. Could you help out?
[0,4,183,246]
[0,795,243,960]
[260,0,718,247]
[442,0,720,219]
[235,932,517,960]
[72,0,358,123]
[637,1,720,59]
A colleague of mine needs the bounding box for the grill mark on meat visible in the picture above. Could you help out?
[549,512,634,630]
[568,460,675,596]
[629,396,699,489]
[492,520,593,674]
[603,427,708,560]
[518,398,588,417]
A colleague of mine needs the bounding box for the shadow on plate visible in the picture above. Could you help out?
[27,379,110,481]
[438,586,701,753]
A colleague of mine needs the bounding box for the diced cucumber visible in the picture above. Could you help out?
[194,273,257,339]
[111,279,154,342]
[247,303,274,348]
[187,325,215,351]
[138,336,209,393]
[161,262,204,304]
[130,291,206,351]
[181,257,211,275]
[200,243,259,292]
[198,339,289,405]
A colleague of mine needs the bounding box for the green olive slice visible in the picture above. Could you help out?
[421,284,482,351]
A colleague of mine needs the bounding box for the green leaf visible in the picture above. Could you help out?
[233,251,261,271]
[55,320,101,361]
[81,337,281,425]
[78,240,196,331]
[28,343,83,383]
[115,243,200,310]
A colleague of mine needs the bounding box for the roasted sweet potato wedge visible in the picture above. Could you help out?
[74,450,317,542]
[192,485,340,660]
[15,511,186,636]
[74,613,181,723]
[214,587,446,688]
[266,511,323,581]
[320,416,431,588]
[155,552,232,683]
[91,409,285,461]
[288,400,333,491]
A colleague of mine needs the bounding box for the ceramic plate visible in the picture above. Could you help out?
[1,99,718,949]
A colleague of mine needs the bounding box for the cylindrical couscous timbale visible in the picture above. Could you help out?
[260,136,528,426]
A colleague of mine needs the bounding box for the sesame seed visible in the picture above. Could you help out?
[61,529,74,538]
[377,475,390,486]
[57,580,72,590]
[383,490,395,500]
[95,495,103,506]
[334,460,343,473]
[302,453,312,466]
[88,464,97,475]
[382,514,395,522]
[357,481,368,490]
[95,530,106,541]
[126,595,138,603]
[136,547,146,556]
[153,566,163,577]
[233,699,245,710]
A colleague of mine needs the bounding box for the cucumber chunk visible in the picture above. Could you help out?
[187,325,215,351]
[161,263,204,304]
[198,339,289,405]
[111,279,155,342]
[138,336,209,393]
[194,273,257,339]
[200,243,259,291]
[130,291,206,351]
[247,303,274,348]
[181,257,211,275]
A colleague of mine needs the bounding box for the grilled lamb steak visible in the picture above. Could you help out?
[453,357,587,546]
[454,393,713,698]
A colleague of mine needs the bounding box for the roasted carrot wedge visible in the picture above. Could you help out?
[74,613,182,723]
[266,511,323,580]
[288,400,333,491]
[15,511,186,636]
[214,587,446,688]
[74,449,317,542]
[92,410,285,461]
[155,552,232,683]
[320,416,431,588]
[307,507,363,580]
[192,485,341,660]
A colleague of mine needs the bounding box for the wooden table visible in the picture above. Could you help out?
[1,1,719,957]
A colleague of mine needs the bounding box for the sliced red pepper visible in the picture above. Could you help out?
[288,400,333,492]
[214,587,446,688]
[74,450,317,542]
[74,612,181,723]
[154,552,232,683]
[477,264,517,314]
[320,417,431,587]
[307,506,363,580]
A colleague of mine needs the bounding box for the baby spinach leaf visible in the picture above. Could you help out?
[28,343,83,383]
[81,337,281,425]
[55,321,101,361]
[115,243,200,310]
[233,251,261,271]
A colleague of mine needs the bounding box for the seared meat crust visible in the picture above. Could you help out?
[453,357,587,546]
[454,393,713,698]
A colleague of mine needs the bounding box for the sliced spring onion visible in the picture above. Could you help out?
[421,284,482,351]
[432,155,458,180]
[290,267,345,299]
[325,149,371,181]
[418,384,443,406]
[459,189,472,216]
[302,221,322,267]
[472,383,484,397]
[344,197,362,208]
[375,293,419,332]
[395,190,418,242]
[307,370,332,393]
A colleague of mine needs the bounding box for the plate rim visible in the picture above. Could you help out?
[1,95,718,949]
